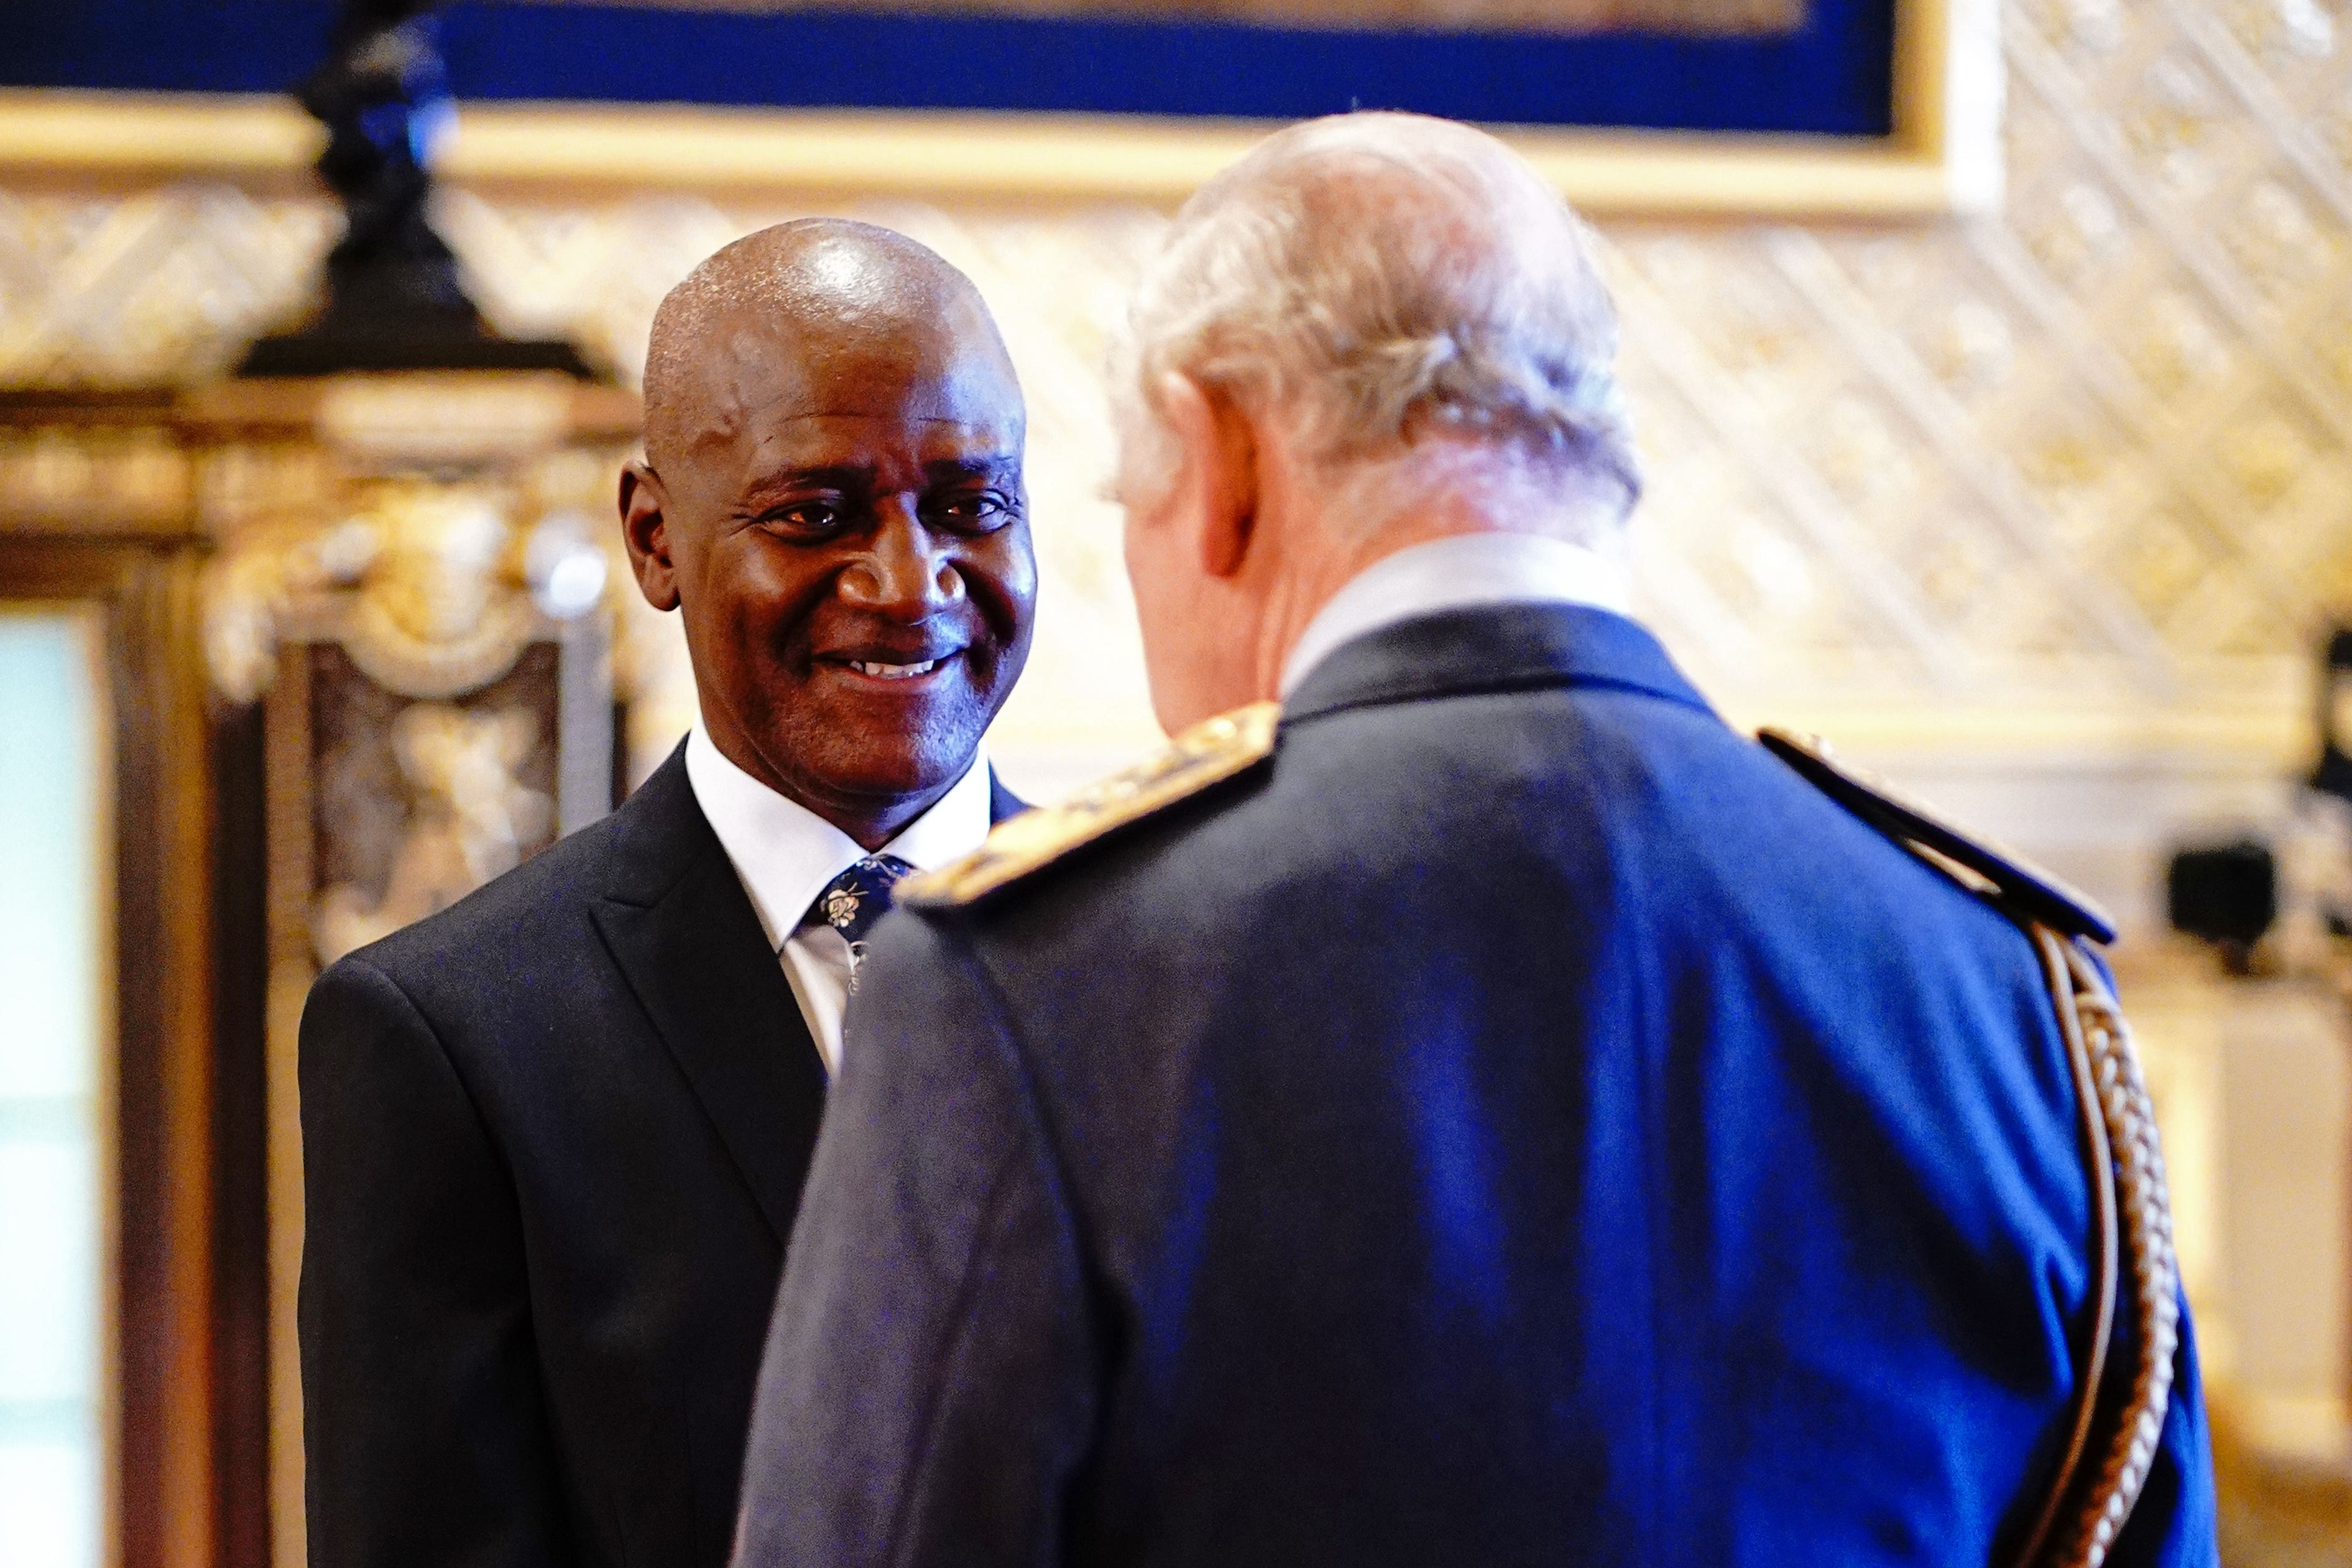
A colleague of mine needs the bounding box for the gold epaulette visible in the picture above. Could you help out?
[1758,727,2118,945]
[900,701,1282,910]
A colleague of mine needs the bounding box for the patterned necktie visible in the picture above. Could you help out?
[808,854,914,993]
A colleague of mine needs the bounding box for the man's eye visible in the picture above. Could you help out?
[931,492,1015,532]
[763,501,843,533]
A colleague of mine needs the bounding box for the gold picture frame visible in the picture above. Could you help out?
[0,0,1997,218]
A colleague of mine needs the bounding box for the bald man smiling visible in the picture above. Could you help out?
[297,220,1035,1568]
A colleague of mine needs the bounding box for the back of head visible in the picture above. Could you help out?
[1114,113,1638,541]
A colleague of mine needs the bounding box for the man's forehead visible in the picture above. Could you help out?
[742,413,1023,472]
[699,316,1020,436]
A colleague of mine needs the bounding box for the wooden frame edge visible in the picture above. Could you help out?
[0,0,2001,218]
[1,541,222,1568]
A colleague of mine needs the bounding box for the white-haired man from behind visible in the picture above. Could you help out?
[1111,111,1641,728]
[732,113,2215,1568]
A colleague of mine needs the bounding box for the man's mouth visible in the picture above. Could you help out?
[848,658,941,680]
[824,647,967,685]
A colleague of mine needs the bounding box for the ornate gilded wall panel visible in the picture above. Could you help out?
[300,642,563,966]
[112,371,646,1568]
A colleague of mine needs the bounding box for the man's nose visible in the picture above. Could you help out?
[840,499,964,617]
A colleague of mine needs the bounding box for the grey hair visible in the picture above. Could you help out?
[1112,113,1640,538]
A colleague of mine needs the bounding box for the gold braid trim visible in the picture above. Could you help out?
[1753,727,2174,1564]
[2021,929,2181,1568]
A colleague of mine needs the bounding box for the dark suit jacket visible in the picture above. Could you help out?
[298,744,1023,1568]
[737,603,2215,1568]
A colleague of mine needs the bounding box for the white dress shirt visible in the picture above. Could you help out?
[1279,531,1627,696]
[684,727,995,1076]
[1279,531,1633,697]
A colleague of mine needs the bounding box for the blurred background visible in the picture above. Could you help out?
[4,0,2351,1562]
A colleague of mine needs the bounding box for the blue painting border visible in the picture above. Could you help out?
[8,0,1896,137]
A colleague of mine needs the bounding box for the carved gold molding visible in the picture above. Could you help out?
[0,423,193,533]
[0,0,1999,217]
[185,376,640,704]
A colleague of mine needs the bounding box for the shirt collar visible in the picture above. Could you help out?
[683,726,994,952]
[1278,532,1632,698]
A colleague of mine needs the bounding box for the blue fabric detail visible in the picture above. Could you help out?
[11,0,1895,136]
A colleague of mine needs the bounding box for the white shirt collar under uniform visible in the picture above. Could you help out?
[1278,532,1632,698]
[684,726,994,1074]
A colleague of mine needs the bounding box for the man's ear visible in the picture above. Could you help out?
[1156,374,1258,580]
[619,459,681,612]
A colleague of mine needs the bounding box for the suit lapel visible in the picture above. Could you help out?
[587,749,1023,1245]
[988,768,1028,824]
[591,752,826,1246]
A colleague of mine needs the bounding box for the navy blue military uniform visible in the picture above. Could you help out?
[298,746,1022,1568]
[734,602,2216,1567]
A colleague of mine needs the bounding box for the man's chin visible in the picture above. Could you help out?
[782,736,985,816]
[749,680,998,817]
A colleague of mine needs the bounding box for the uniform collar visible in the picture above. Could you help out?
[1279,532,1631,698]
[1281,599,1713,727]
[683,727,994,951]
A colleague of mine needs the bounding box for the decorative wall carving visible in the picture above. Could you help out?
[190,375,639,814]
[0,421,190,528]
[204,465,625,698]
[308,650,559,966]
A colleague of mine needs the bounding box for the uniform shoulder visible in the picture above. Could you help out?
[1758,726,2116,943]
[902,701,1280,910]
